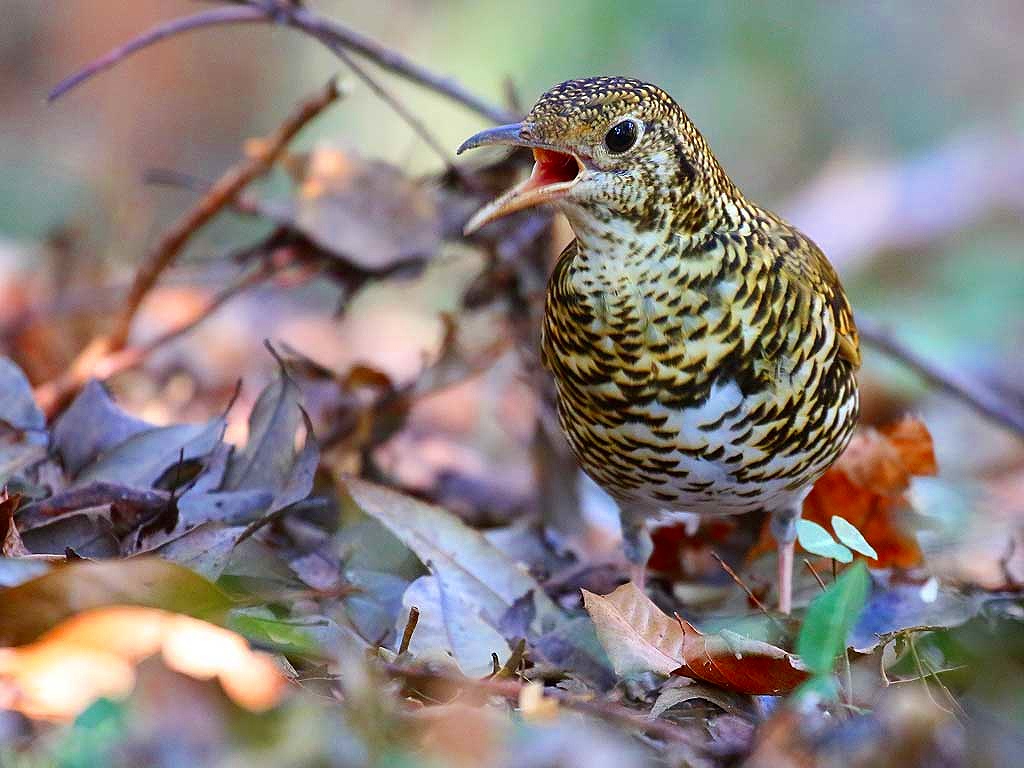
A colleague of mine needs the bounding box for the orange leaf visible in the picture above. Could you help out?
[753,417,935,569]
[584,583,809,695]
[0,606,287,720]
[672,617,810,696]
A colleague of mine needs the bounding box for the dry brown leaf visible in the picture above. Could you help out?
[582,583,686,676]
[584,583,809,695]
[0,606,287,720]
[295,146,441,270]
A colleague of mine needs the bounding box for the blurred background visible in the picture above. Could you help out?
[1,0,1022,567]
[1,3,1024,764]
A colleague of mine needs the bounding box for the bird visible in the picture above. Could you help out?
[457,77,860,613]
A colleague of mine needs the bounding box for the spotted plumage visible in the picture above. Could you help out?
[459,77,860,612]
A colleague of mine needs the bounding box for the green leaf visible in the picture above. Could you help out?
[830,515,879,560]
[796,519,853,563]
[797,561,871,677]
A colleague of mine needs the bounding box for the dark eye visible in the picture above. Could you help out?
[604,119,640,153]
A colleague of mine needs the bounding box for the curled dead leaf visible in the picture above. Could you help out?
[583,583,809,695]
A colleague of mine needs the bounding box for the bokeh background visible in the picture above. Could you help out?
[1,0,1022,562]
[2,3,1024,764]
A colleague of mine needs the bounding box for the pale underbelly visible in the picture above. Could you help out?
[555,376,856,517]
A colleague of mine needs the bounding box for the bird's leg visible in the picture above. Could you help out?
[621,513,653,592]
[770,504,801,615]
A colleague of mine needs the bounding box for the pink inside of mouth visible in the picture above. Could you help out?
[530,147,580,187]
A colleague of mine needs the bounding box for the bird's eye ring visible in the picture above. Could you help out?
[604,118,641,154]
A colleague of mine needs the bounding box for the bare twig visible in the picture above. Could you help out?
[107,77,341,351]
[858,313,1024,440]
[34,79,341,417]
[33,256,281,416]
[307,29,471,184]
[281,4,516,124]
[49,1,516,124]
[384,661,703,748]
[803,558,828,591]
[398,607,420,656]
[710,551,784,631]
[47,5,267,102]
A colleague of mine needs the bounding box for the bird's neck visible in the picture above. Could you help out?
[560,186,749,274]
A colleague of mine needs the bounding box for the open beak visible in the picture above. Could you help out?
[457,122,585,234]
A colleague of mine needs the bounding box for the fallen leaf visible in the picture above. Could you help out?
[74,417,224,490]
[50,379,151,478]
[293,146,441,271]
[0,558,233,645]
[649,677,751,719]
[849,581,991,653]
[843,417,938,493]
[222,368,301,494]
[0,605,286,720]
[151,522,248,580]
[343,477,561,633]
[0,491,28,557]
[0,357,44,432]
[18,509,119,559]
[583,583,809,695]
[755,417,936,568]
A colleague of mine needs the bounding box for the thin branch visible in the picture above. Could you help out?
[383,661,704,748]
[803,558,827,591]
[398,607,420,656]
[283,4,516,124]
[34,79,342,417]
[48,5,267,101]
[306,28,471,184]
[33,256,282,417]
[48,1,516,124]
[106,77,342,351]
[858,313,1024,440]
[710,551,784,631]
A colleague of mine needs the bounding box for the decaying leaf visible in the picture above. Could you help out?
[583,583,809,695]
[222,366,302,494]
[50,379,152,478]
[342,477,562,674]
[293,145,441,270]
[342,477,561,630]
[0,357,45,432]
[0,605,286,720]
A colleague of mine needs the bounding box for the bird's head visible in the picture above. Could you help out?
[459,76,737,238]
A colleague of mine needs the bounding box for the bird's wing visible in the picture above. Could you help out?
[777,231,862,369]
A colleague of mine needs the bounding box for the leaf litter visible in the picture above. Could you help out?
[0,57,1020,765]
